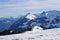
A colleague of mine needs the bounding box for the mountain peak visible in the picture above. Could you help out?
[26,13,36,20]
[46,10,60,19]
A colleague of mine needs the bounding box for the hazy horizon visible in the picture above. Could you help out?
[0,0,60,17]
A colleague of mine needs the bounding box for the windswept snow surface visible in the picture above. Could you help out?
[0,28,60,40]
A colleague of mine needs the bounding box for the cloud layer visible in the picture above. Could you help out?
[0,0,60,17]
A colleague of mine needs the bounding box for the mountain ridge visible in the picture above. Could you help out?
[0,10,60,35]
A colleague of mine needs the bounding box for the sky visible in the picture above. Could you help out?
[0,0,60,17]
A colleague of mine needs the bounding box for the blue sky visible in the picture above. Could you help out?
[0,0,60,17]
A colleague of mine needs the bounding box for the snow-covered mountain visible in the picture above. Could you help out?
[0,10,60,35]
[26,13,36,20]
[22,10,60,29]
[8,10,60,34]
[0,16,20,32]
[30,10,60,28]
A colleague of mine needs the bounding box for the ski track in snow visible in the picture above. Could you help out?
[0,28,60,40]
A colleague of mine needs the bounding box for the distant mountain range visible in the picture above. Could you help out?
[0,10,60,34]
[0,16,20,32]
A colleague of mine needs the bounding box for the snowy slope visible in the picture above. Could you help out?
[0,28,60,40]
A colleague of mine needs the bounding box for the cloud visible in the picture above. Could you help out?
[0,0,60,17]
[0,0,60,9]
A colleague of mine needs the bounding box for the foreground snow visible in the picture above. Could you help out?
[0,28,60,40]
